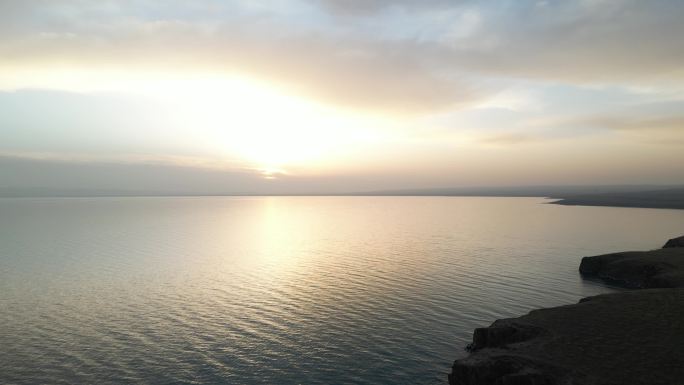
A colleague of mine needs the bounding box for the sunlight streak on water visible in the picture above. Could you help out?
[1,197,684,384]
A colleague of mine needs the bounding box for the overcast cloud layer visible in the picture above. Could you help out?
[1,0,684,193]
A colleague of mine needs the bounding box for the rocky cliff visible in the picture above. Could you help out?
[664,235,684,248]
[449,236,684,384]
[578,248,684,288]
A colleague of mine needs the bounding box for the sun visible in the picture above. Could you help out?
[19,69,388,176]
[162,75,371,175]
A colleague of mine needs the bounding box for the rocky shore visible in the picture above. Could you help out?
[449,236,684,385]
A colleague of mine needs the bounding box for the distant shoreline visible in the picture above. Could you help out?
[548,187,684,210]
[550,199,684,210]
[3,195,684,211]
[2,185,684,210]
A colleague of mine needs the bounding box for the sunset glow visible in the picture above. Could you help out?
[2,0,684,194]
[2,3,684,384]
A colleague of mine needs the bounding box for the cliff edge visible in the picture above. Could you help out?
[449,236,684,384]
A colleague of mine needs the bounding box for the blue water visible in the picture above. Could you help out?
[2,196,684,384]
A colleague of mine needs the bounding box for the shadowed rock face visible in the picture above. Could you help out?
[450,237,684,384]
[579,248,684,288]
[664,235,684,248]
[450,289,684,385]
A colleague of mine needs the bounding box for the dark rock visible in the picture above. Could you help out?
[578,248,684,288]
[450,240,684,384]
[449,289,684,385]
[663,235,684,248]
[449,355,560,385]
[469,325,544,352]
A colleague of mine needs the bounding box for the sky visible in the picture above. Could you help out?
[1,0,684,194]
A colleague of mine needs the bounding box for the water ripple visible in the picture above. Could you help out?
[2,196,683,384]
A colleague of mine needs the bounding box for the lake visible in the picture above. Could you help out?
[2,196,683,384]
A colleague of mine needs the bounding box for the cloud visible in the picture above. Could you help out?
[440,0,684,84]
[0,153,269,195]
[2,3,683,111]
[577,114,684,146]
[0,1,483,114]
[314,0,456,15]
[0,152,472,194]
[3,1,684,115]
[479,133,540,146]
[584,115,684,132]
[519,105,684,146]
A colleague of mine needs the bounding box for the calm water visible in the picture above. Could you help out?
[2,196,684,384]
